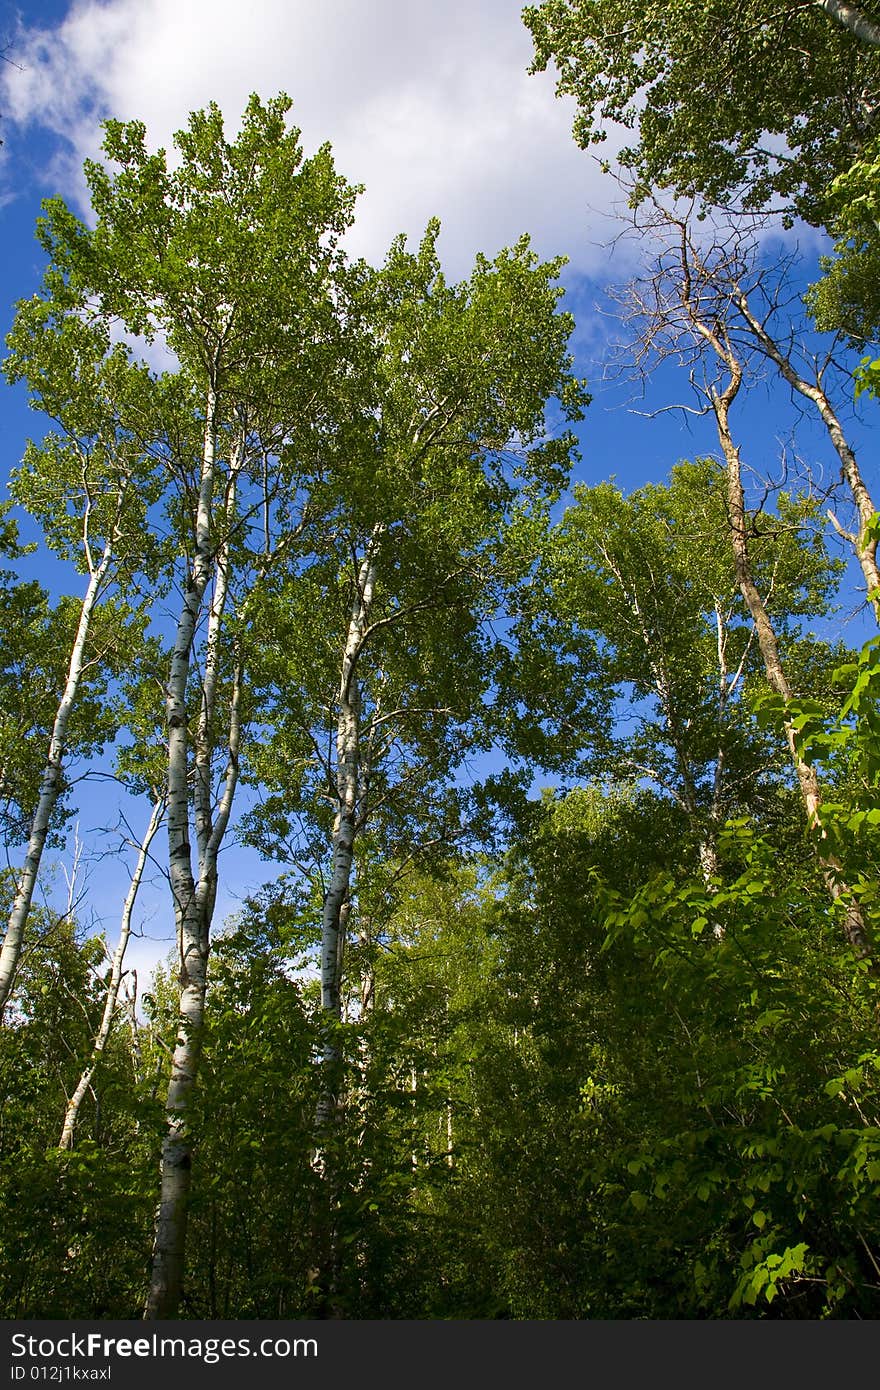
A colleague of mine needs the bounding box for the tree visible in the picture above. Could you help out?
[242,220,586,1307]
[32,91,360,1319]
[0,303,166,1021]
[0,511,92,851]
[0,892,154,1317]
[180,905,319,1318]
[517,460,841,883]
[808,135,880,356]
[600,195,880,615]
[659,231,876,962]
[524,0,880,226]
[59,793,165,1151]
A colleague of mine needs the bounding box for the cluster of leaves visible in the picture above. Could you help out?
[524,0,880,228]
[808,139,880,348]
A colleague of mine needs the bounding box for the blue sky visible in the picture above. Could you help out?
[0,0,876,980]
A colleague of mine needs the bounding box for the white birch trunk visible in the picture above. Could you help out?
[125,971,143,1092]
[59,794,165,1150]
[819,0,880,45]
[700,598,752,932]
[144,660,242,1320]
[732,290,880,617]
[599,544,713,880]
[670,223,876,966]
[309,529,383,1316]
[317,527,383,1128]
[712,377,875,964]
[410,1068,418,1172]
[0,528,118,1022]
[145,385,225,1321]
[194,434,241,879]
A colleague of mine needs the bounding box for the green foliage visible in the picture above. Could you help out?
[854,356,880,400]
[3,72,879,1322]
[0,909,154,1316]
[472,790,880,1316]
[775,627,880,933]
[808,138,880,344]
[496,459,841,852]
[524,0,880,227]
[182,911,320,1317]
[241,216,585,883]
[36,94,357,397]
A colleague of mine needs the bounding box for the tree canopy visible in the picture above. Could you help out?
[0,40,879,1324]
[524,0,880,226]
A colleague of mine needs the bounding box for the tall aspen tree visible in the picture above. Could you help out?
[0,309,166,1020]
[245,223,587,1307]
[619,205,876,964]
[27,93,358,1318]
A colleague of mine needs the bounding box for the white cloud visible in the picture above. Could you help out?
[0,0,627,277]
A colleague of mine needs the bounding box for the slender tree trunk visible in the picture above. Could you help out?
[144,654,242,1320]
[194,432,240,882]
[126,972,143,1092]
[699,601,731,894]
[701,597,753,932]
[311,527,382,1315]
[60,794,165,1150]
[732,289,880,617]
[712,376,875,963]
[661,212,877,965]
[621,555,723,887]
[318,528,382,1124]
[597,539,718,875]
[359,920,375,1017]
[144,384,235,1321]
[0,525,119,1022]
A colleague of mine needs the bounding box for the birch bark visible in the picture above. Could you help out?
[308,526,383,1314]
[144,393,245,1320]
[317,525,383,1128]
[819,0,880,45]
[710,361,875,963]
[60,794,165,1149]
[0,500,123,1022]
[663,218,877,965]
[731,287,880,618]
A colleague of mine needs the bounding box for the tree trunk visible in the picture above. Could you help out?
[60,794,165,1150]
[144,385,241,1321]
[126,971,143,1092]
[732,289,880,619]
[712,379,875,964]
[311,526,382,1315]
[318,527,382,1125]
[0,528,118,1022]
[819,0,880,46]
[701,600,733,911]
[663,210,877,966]
[144,653,242,1320]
